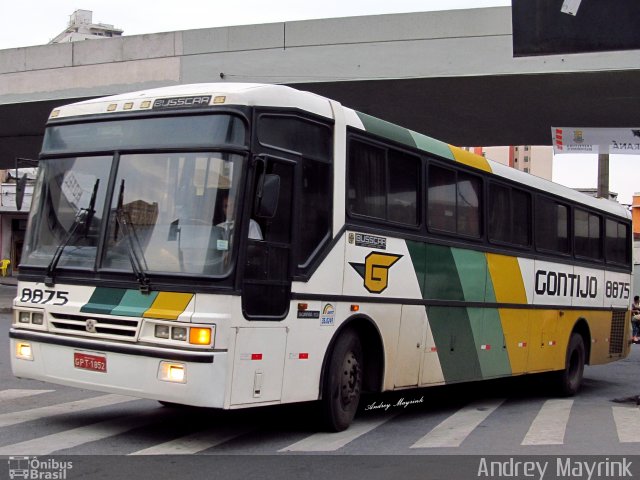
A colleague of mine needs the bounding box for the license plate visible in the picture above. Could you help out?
[73,351,107,373]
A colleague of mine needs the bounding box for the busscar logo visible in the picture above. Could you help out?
[350,252,402,294]
[152,95,212,109]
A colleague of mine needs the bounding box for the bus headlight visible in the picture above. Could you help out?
[32,313,44,325]
[154,325,170,339]
[145,321,215,348]
[18,312,30,323]
[171,327,187,341]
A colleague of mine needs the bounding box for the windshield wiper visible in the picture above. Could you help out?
[44,180,99,287]
[114,179,151,293]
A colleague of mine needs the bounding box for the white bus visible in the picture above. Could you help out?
[11,83,632,431]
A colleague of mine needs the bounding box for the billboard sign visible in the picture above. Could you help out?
[552,127,640,155]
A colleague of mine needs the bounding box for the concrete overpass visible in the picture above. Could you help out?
[2,6,640,168]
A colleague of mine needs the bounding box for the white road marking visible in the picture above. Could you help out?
[521,399,573,445]
[279,415,396,452]
[0,412,161,455]
[410,399,505,448]
[613,406,640,443]
[0,389,54,402]
[130,426,253,455]
[0,394,137,428]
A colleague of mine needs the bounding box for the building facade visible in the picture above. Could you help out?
[465,145,554,180]
[0,170,34,276]
[49,10,123,44]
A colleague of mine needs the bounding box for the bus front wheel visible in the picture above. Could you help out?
[321,329,363,432]
[555,332,585,396]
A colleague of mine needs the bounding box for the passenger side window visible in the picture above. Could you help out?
[347,139,419,226]
[488,183,531,247]
[535,196,569,254]
[605,218,629,265]
[427,164,481,237]
[574,209,602,260]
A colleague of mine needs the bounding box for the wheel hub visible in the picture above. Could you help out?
[340,351,361,406]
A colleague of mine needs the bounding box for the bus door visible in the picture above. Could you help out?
[241,155,295,319]
[232,155,294,405]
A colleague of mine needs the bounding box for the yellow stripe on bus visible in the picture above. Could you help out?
[448,146,492,173]
[143,292,194,320]
[486,253,527,304]
[498,308,529,374]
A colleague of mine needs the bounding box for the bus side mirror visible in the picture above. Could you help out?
[168,219,180,241]
[256,174,280,218]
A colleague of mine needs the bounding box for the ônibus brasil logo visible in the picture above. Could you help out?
[8,456,73,479]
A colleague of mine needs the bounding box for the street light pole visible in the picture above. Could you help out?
[597,153,609,199]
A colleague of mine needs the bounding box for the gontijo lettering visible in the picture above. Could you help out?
[534,270,597,298]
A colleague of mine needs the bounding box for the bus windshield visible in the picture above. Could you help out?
[23,150,245,277]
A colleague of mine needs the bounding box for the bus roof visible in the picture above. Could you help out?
[49,82,629,219]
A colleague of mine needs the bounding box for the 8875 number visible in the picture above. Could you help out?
[19,288,69,306]
[605,281,630,300]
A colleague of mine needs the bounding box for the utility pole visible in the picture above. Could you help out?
[597,153,609,199]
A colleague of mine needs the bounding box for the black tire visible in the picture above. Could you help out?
[321,329,363,432]
[554,332,586,396]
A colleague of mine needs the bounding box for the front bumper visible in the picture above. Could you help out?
[10,328,228,408]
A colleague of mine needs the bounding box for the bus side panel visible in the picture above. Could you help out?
[526,309,563,372]
[229,327,287,406]
[497,308,531,375]
[426,306,482,383]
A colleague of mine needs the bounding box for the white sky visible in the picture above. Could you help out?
[1,0,637,205]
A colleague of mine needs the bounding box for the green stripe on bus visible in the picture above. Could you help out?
[424,244,464,301]
[427,306,482,383]
[80,288,127,315]
[111,290,159,317]
[409,131,456,160]
[469,307,512,378]
[356,112,417,148]
[451,248,489,302]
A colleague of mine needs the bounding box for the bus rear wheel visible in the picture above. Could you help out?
[554,332,585,396]
[321,329,363,432]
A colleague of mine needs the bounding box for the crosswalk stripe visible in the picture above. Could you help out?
[410,399,505,448]
[0,389,54,402]
[521,399,573,445]
[130,426,253,455]
[279,415,397,452]
[0,394,137,428]
[0,411,162,455]
[612,406,640,443]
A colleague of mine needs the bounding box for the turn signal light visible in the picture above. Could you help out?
[189,327,211,346]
